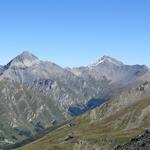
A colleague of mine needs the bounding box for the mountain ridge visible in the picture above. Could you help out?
[5,51,40,69]
[88,55,124,68]
[16,81,150,150]
[0,51,150,148]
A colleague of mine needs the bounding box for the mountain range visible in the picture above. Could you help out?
[18,82,150,150]
[0,51,150,149]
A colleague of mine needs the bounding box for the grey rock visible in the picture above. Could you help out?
[115,130,150,150]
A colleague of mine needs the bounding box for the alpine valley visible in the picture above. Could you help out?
[0,51,150,150]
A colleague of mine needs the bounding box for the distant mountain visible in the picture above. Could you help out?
[88,55,124,67]
[17,82,150,150]
[2,52,149,114]
[5,51,40,68]
[0,52,150,118]
[0,51,150,147]
[70,55,149,84]
[1,51,108,111]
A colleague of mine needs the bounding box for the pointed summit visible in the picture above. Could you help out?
[6,51,40,68]
[17,51,39,60]
[88,55,124,67]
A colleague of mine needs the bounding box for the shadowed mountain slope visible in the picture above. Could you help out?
[16,83,150,150]
[0,52,150,148]
[0,80,65,146]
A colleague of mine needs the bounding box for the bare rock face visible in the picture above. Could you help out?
[115,130,150,150]
[5,51,40,68]
[0,52,113,111]
[0,52,150,119]
[1,52,149,112]
[70,55,149,84]
[0,51,150,147]
[88,55,124,67]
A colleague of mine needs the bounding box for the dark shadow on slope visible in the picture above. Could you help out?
[68,98,106,116]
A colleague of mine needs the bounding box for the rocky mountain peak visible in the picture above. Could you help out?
[19,51,38,58]
[6,51,40,68]
[15,51,39,62]
[88,55,124,67]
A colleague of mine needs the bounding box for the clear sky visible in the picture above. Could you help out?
[0,0,150,67]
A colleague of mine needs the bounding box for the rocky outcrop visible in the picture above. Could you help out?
[115,130,150,150]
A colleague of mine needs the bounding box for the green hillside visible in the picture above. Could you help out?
[18,98,150,150]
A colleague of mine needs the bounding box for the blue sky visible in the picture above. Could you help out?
[0,0,150,67]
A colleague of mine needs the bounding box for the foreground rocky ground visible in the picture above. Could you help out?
[115,130,150,150]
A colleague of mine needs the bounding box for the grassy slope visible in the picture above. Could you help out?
[19,98,150,150]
